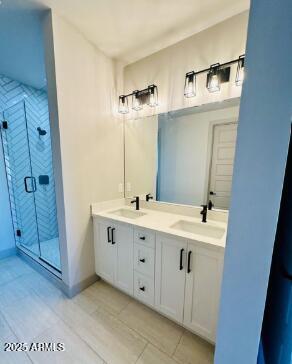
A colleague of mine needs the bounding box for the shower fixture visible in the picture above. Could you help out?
[37,127,47,136]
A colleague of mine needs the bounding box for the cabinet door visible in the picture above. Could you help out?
[155,235,187,323]
[184,245,224,343]
[114,224,134,295]
[94,220,116,284]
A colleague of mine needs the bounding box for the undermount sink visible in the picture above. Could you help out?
[109,208,146,219]
[170,220,225,239]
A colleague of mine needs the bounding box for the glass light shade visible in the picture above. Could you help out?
[148,85,158,107]
[184,72,196,98]
[207,64,220,93]
[132,91,143,111]
[236,55,245,86]
[118,95,129,114]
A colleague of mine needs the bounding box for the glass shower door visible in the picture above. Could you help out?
[25,97,61,271]
[1,101,41,256]
[1,99,61,272]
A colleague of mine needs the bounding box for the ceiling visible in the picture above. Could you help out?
[0,0,249,89]
[0,0,48,89]
[35,0,250,64]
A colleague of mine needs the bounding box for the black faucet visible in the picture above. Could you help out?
[131,196,140,210]
[208,200,213,210]
[146,193,153,202]
[200,204,208,223]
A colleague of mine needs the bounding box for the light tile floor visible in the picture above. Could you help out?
[0,256,215,364]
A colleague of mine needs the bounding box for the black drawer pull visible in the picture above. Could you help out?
[111,228,116,244]
[107,227,111,243]
[187,251,192,273]
[139,258,145,263]
[139,236,146,240]
[139,286,145,291]
[179,248,184,270]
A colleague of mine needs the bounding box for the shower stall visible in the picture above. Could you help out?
[0,99,61,272]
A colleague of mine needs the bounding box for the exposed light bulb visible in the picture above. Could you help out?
[132,91,143,111]
[147,85,158,107]
[207,64,221,93]
[118,95,129,114]
[184,72,196,98]
[210,74,219,91]
[236,55,245,86]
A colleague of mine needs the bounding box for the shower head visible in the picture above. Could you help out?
[37,127,47,136]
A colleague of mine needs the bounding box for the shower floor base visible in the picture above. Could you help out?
[39,238,61,270]
[20,238,61,271]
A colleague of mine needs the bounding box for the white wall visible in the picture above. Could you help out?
[215,1,292,363]
[157,105,239,206]
[0,144,15,257]
[45,12,124,289]
[124,11,248,116]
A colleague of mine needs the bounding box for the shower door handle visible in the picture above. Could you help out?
[32,177,37,192]
[24,177,37,193]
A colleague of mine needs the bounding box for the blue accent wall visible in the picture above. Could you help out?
[215,1,292,363]
[0,74,58,246]
[260,132,292,364]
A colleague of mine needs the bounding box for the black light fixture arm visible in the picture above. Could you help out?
[191,55,245,77]
[121,85,157,99]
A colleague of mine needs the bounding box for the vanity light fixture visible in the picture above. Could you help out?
[148,84,158,107]
[206,64,221,93]
[118,84,159,114]
[118,95,129,114]
[184,54,245,98]
[235,55,245,86]
[184,71,196,98]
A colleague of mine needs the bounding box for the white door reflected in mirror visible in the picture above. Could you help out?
[124,97,240,210]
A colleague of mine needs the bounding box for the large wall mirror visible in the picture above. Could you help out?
[124,97,240,210]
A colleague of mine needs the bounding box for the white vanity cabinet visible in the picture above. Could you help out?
[183,245,224,342]
[155,236,187,322]
[155,234,224,342]
[93,219,133,295]
[93,216,224,343]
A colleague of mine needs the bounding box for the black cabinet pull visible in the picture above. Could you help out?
[187,251,192,273]
[139,236,146,241]
[107,227,111,243]
[111,228,116,244]
[179,248,184,270]
[139,258,145,263]
[139,286,145,291]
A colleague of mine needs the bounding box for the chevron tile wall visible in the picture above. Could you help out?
[0,74,59,260]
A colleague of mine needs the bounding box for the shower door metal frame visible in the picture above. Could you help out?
[0,100,61,274]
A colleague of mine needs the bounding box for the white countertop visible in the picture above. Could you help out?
[92,201,226,252]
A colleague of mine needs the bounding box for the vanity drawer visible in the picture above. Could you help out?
[134,272,154,307]
[134,244,155,277]
[134,228,155,248]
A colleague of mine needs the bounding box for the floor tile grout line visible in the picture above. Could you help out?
[134,341,149,363]
[0,308,34,363]
[25,289,107,364]
[62,318,110,364]
[84,291,185,358]
[43,294,108,363]
[30,317,106,364]
[116,310,182,358]
[171,328,185,358]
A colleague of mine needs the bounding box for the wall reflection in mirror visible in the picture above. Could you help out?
[124,98,240,210]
